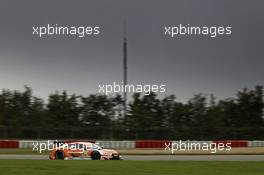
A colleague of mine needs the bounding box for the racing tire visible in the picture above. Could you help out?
[110,155,121,160]
[55,151,65,160]
[91,151,101,160]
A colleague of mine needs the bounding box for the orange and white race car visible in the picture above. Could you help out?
[49,141,121,160]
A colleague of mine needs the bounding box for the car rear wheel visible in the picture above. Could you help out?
[55,151,64,160]
[91,151,101,160]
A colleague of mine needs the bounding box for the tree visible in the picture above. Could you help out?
[127,92,163,139]
[80,94,114,139]
[46,91,81,138]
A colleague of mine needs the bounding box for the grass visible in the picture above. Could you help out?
[0,160,264,175]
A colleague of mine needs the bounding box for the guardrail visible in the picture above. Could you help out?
[0,140,19,148]
[0,140,264,149]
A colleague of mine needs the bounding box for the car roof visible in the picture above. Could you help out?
[67,142,93,145]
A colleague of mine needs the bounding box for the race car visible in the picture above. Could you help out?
[49,141,121,160]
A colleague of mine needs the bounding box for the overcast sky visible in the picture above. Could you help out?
[0,0,263,102]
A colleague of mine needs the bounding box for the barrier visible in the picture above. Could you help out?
[248,141,264,147]
[213,140,248,147]
[19,140,56,149]
[0,140,264,149]
[96,141,135,149]
[135,140,171,148]
[0,140,19,148]
[18,140,135,149]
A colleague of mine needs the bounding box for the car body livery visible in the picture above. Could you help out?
[49,141,121,160]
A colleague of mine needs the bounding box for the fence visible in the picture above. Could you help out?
[1,140,264,149]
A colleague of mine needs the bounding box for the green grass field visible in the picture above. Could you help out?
[0,160,264,175]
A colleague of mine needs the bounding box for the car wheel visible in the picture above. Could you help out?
[110,155,120,160]
[55,151,64,160]
[91,151,101,160]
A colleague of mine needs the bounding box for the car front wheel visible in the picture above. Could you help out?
[91,151,101,160]
[55,151,65,160]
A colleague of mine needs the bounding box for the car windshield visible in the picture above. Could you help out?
[92,144,102,150]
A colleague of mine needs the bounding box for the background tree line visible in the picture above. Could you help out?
[0,86,263,140]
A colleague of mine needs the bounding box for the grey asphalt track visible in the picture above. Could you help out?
[0,154,264,161]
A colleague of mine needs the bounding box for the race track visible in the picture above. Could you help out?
[0,154,264,161]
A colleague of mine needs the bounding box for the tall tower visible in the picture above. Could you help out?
[123,21,127,117]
